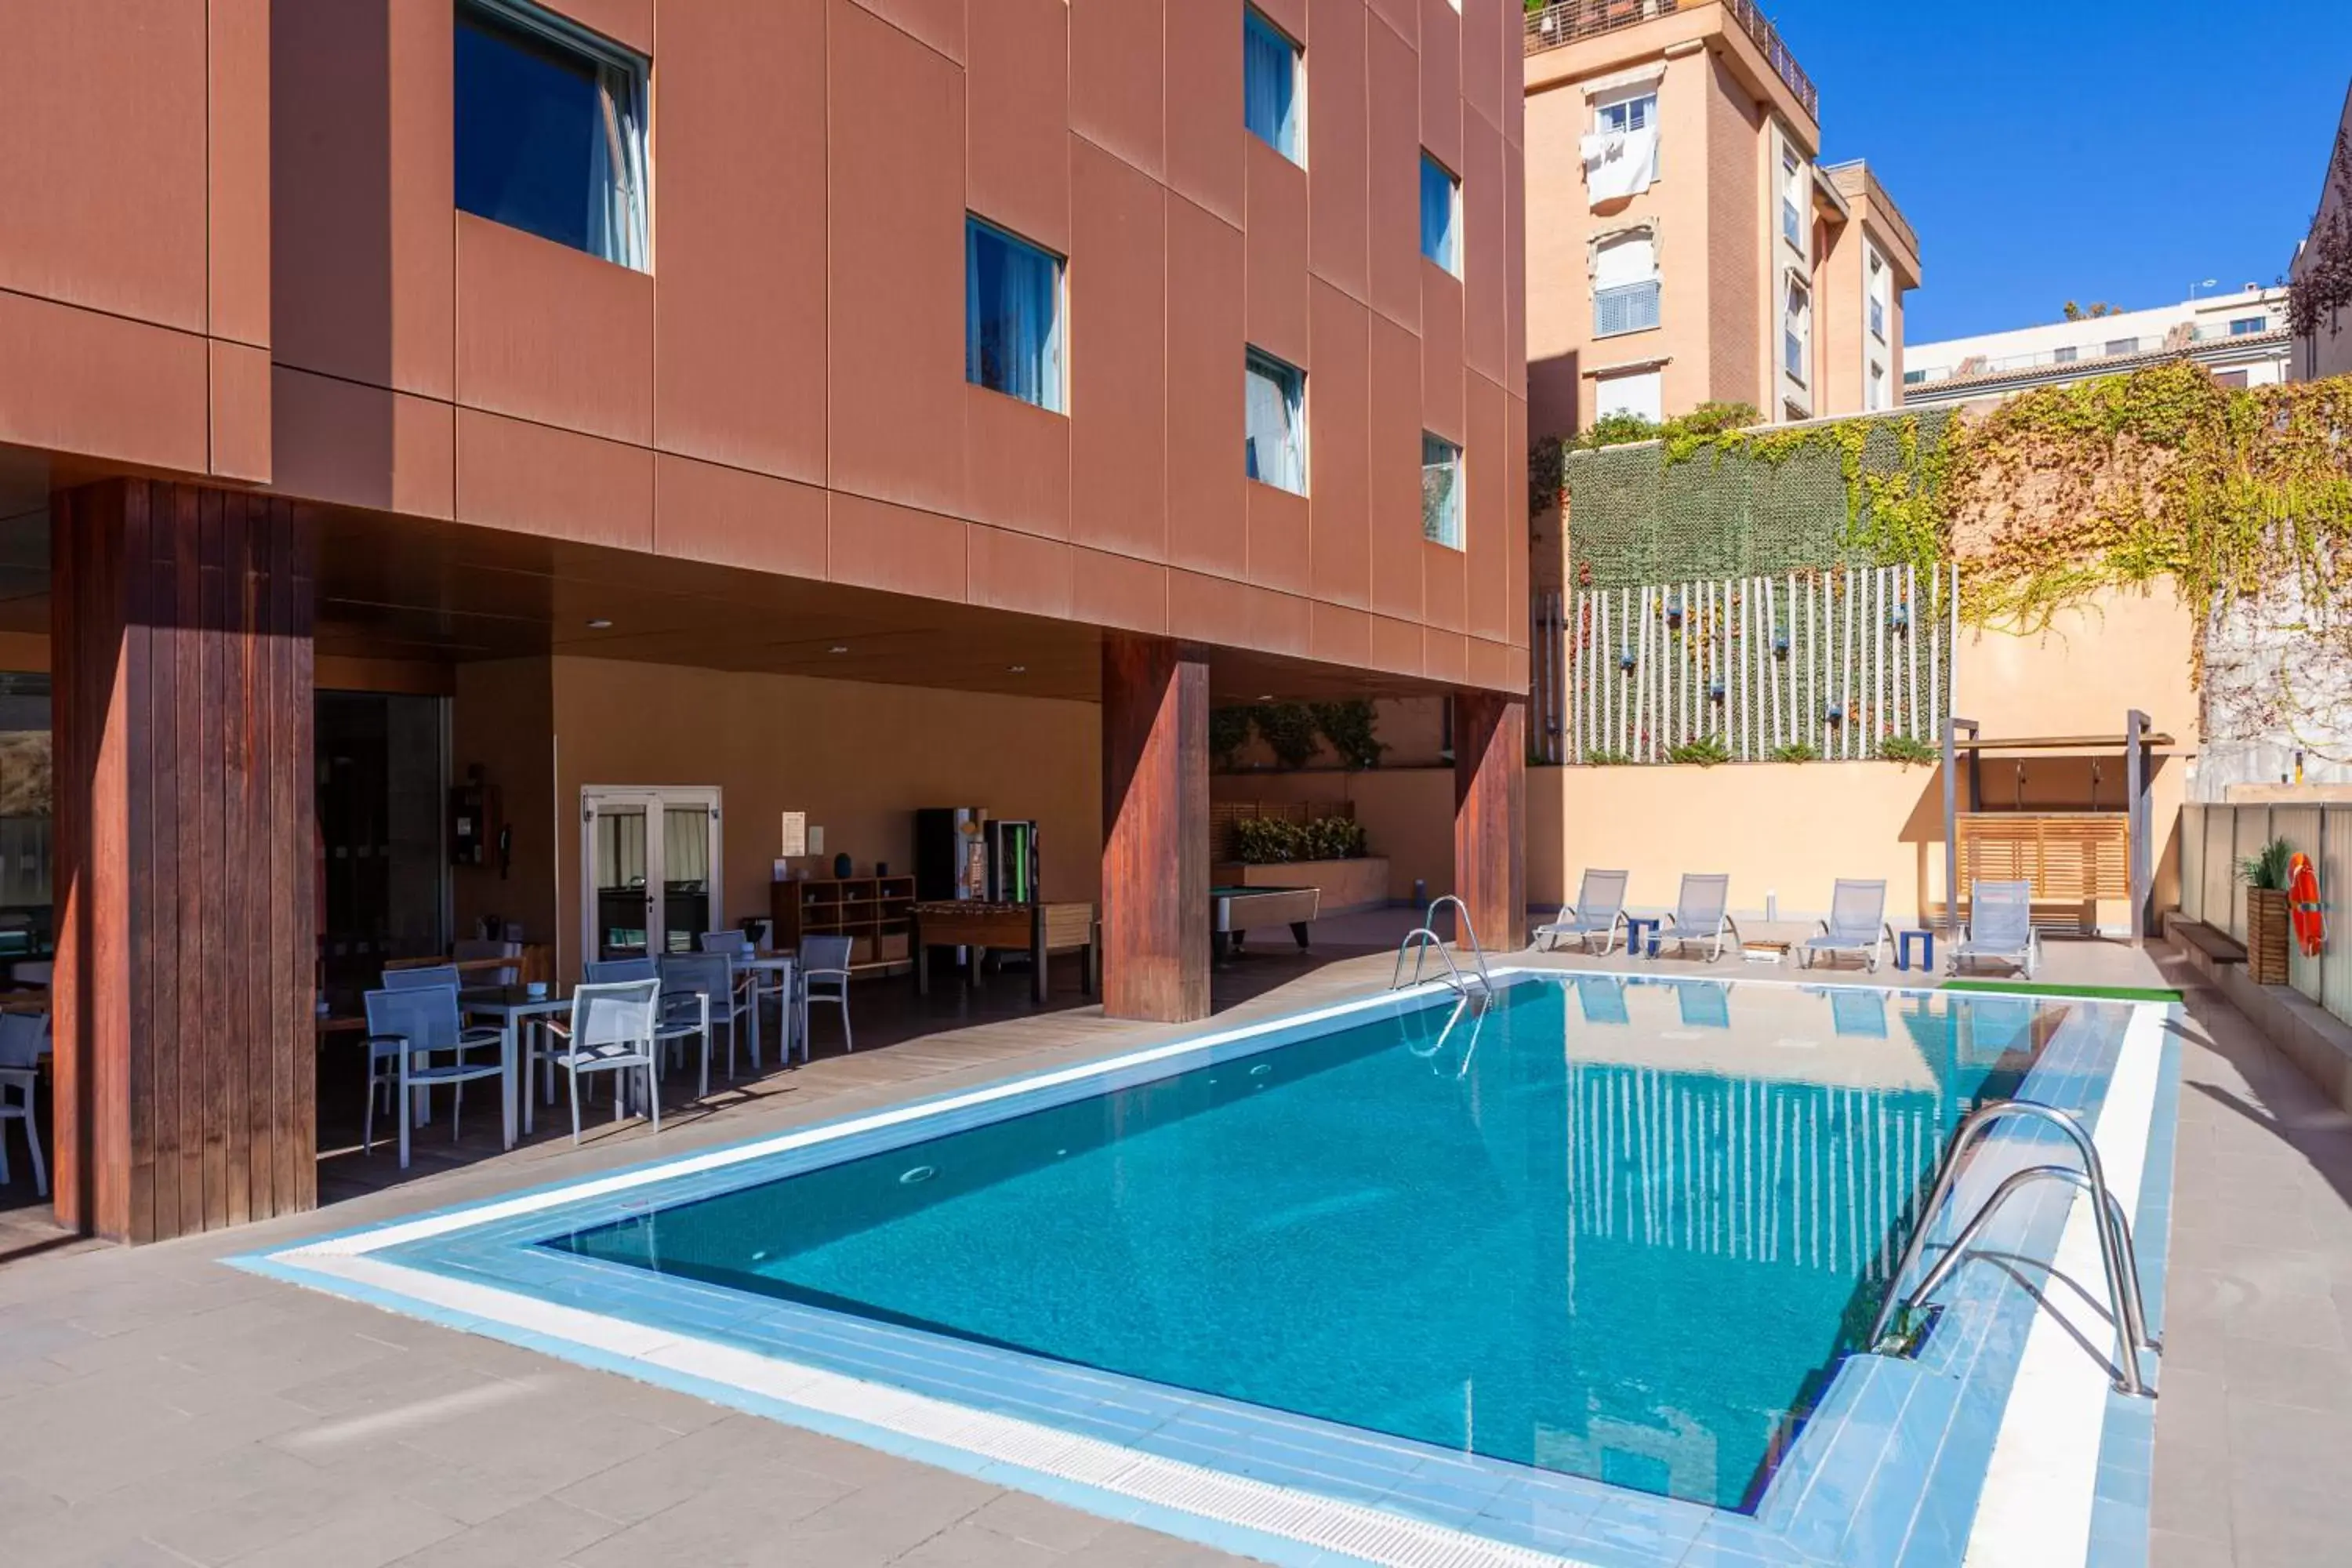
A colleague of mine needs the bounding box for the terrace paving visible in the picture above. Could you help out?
[0,916,2340,1566]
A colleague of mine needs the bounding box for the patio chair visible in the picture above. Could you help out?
[1653,874,1741,963]
[699,931,778,1046]
[699,930,752,958]
[798,935,855,1059]
[1952,880,2040,980]
[1534,869,1631,954]
[0,1011,49,1196]
[567,960,704,1103]
[383,964,463,993]
[1798,880,1893,973]
[453,938,523,986]
[548,979,663,1145]
[658,952,746,1093]
[361,985,506,1170]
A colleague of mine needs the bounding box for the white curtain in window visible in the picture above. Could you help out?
[1593,230,1656,289]
[1581,125,1658,205]
[663,807,710,887]
[966,224,1064,412]
[1245,358,1303,492]
[586,62,648,269]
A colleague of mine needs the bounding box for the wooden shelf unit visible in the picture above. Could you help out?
[771,876,917,976]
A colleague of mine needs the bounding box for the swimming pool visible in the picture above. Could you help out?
[242,972,2176,1568]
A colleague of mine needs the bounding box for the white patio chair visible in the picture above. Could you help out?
[1653,873,1742,964]
[0,1011,49,1196]
[362,985,506,1170]
[550,979,662,1145]
[383,964,464,993]
[1534,869,1632,954]
[798,935,855,1059]
[1799,880,1893,972]
[1953,880,2040,980]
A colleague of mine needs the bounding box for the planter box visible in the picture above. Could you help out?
[2248,887,2292,986]
[1214,857,1392,916]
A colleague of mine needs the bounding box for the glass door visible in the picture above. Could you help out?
[582,788,721,964]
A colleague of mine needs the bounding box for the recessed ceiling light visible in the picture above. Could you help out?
[828,644,850,655]
[1007,664,1027,673]
[1258,693,1276,702]
[586,618,612,630]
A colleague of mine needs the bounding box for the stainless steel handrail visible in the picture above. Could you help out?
[1870,1100,2157,1396]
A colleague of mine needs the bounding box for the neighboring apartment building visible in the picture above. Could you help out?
[2288,79,2352,383]
[1905,287,2293,403]
[1522,0,1922,437]
[0,0,1526,1243]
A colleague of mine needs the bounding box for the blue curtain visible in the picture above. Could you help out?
[1419,158,1457,273]
[1243,12,1298,158]
[967,221,1063,412]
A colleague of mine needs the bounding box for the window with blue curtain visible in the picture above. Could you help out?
[965,218,1066,413]
[1244,9,1302,163]
[1244,349,1307,494]
[455,0,648,269]
[1421,435,1464,549]
[1420,155,1461,275]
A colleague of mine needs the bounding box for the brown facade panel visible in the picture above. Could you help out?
[1069,0,1166,181]
[1421,265,1467,443]
[456,216,655,447]
[966,387,1073,542]
[455,409,655,553]
[543,0,652,53]
[209,341,273,485]
[1417,0,1462,173]
[1073,548,1170,636]
[652,452,830,580]
[1163,0,1245,226]
[1164,196,1248,581]
[0,290,210,477]
[1365,7,1425,333]
[1069,139,1170,562]
[52,479,315,1243]
[1099,635,1210,1024]
[207,0,273,350]
[1308,281,1373,609]
[969,525,1076,622]
[1247,484,1313,598]
[1365,310,1425,623]
[1461,109,1508,385]
[1243,141,1313,369]
[967,0,1073,254]
[1464,372,1510,642]
[1306,0,1371,303]
[847,0,964,64]
[829,493,969,602]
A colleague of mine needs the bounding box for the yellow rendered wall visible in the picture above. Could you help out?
[1210,769,1455,903]
[545,658,1100,979]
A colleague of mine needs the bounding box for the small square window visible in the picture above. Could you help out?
[966,219,1066,413]
[2054,345,2079,364]
[1244,9,1304,164]
[1420,155,1461,274]
[455,0,648,268]
[2105,337,2139,357]
[1244,349,1307,495]
[1422,434,1464,550]
[1595,90,1656,136]
[2230,316,2267,336]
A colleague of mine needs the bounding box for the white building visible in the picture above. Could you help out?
[1903,285,2292,402]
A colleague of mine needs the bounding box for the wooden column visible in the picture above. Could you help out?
[52,479,317,1243]
[1101,633,1209,1023]
[1454,691,1526,953]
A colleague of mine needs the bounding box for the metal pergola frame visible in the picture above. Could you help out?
[1941,710,2170,947]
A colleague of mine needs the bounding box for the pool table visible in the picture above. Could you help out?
[1210,884,1322,960]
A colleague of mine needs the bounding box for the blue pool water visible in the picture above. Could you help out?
[554,978,2053,1511]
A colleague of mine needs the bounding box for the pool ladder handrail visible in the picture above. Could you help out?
[1389,895,1497,1001]
[1870,1099,2158,1396]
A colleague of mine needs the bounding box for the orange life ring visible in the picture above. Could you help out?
[2289,852,2326,959]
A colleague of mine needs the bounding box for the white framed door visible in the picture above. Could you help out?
[581,786,723,964]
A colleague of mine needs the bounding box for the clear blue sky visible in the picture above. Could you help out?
[1773,1,2350,343]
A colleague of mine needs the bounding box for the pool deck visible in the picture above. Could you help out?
[0,916,2343,1566]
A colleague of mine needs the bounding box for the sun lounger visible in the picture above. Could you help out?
[1534,869,1631,954]
[1798,879,1893,972]
[1653,873,1741,964]
[1951,880,2039,980]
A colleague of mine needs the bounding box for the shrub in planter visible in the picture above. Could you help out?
[1232,816,1306,865]
[2241,837,2295,985]
[1303,815,1369,860]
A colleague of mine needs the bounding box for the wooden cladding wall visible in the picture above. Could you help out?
[1101,634,1209,1025]
[1958,812,2130,909]
[53,480,317,1243]
[1454,692,1526,952]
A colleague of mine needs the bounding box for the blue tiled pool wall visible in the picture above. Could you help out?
[271,982,2164,1568]
[1749,1000,2165,1568]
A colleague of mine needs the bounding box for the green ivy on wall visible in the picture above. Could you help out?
[1212,699,1388,773]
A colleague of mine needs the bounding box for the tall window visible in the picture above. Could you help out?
[1421,435,1464,549]
[1595,368,1663,423]
[1780,144,1804,253]
[1867,360,1888,412]
[1243,9,1303,164]
[965,218,1066,413]
[1784,278,1811,385]
[1593,228,1661,336]
[2105,336,2139,357]
[455,0,648,268]
[1244,349,1307,494]
[1867,247,1889,343]
[1420,155,1461,274]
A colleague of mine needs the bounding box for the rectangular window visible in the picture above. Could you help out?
[1592,229,1660,336]
[1595,89,1656,136]
[2105,337,2139,357]
[1595,368,1663,424]
[1867,361,1887,412]
[1243,9,1303,164]
[1866,248,1889,343]
[1244,348,1307,494]
[965,219,1066,413]
[1420,155,1461,274]
[2230,316,2267,336]
[455,0,648,268]
[1904,368,1927,386]
[2054,345,2079,364]
[1780,145,1804,252]
[1784,278,1810,385]
[1421,435,1464,549]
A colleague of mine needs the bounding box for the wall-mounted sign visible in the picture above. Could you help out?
[779,811,808,858]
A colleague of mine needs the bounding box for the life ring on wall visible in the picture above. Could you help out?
[2289,852,2326,958]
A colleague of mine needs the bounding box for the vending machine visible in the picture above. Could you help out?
[913,808,989,902]
[985,819,1040,904]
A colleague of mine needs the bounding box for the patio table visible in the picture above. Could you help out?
[459,985,571,1142]
[742,954,797,1062]
[1624,916,1661,959]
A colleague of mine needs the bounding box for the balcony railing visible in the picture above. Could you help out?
[1524,0,1819,125]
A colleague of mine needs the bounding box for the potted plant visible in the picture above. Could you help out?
[2241,837,2295,986]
